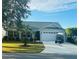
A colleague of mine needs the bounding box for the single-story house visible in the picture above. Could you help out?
[2,21,66,42]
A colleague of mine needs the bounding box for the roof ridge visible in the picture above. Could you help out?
[23,21,58,23]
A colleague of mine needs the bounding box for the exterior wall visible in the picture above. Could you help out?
[2,28,6,38]
[2,28,66,42]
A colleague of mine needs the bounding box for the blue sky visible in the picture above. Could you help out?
[23,0,77,29]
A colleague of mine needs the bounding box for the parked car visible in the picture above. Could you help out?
[55,35,64,44]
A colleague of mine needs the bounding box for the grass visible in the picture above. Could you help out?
[2,42,45,53]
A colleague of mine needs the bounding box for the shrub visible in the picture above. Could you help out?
[2,36,8,41]
[67,37,77,45]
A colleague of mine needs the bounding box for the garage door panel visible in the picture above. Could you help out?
[41,32,56,42]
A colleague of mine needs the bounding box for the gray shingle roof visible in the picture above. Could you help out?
[23,21,63,29]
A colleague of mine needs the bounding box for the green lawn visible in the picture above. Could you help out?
[2,42,45,53]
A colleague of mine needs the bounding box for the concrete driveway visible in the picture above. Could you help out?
[3,53,77,59]
[41,42,77,55]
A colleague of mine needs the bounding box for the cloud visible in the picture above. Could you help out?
[28,0,76,12]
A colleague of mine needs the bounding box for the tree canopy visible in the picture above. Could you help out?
[65,27,77,37]
[2,0,31,30]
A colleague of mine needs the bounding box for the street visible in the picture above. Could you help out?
[2,53,77,59]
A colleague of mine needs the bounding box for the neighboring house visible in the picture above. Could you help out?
[2,21,66,42]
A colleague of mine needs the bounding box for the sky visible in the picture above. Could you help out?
[23,0,77,29]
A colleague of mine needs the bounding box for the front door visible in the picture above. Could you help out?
[35,31,40,41]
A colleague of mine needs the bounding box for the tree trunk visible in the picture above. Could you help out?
[23,32,27,46]
[24,39,27,46]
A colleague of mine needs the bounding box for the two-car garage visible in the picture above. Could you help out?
[40,29,65,42]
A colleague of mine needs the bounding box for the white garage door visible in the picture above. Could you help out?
[40,31,57,42]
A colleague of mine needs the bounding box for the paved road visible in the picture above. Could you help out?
[3,53,77,59]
